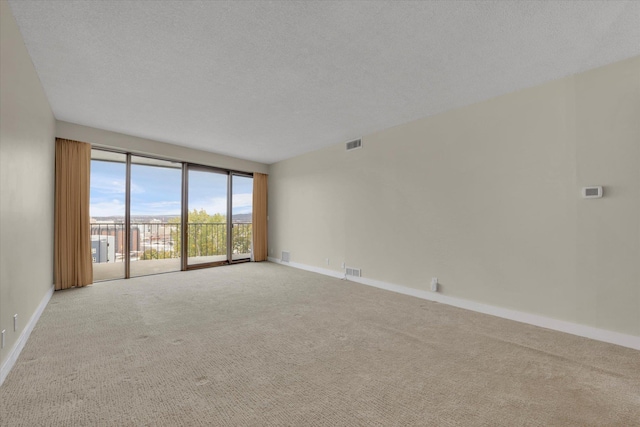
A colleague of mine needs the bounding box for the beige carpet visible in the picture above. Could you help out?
[1,262,639,426]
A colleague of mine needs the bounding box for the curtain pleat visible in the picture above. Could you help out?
[252,173,268,261]
[54,138,93,289]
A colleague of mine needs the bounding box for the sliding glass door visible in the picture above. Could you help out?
[90,150,127,281]
[185,167,229,267]
[130,156,182,277]
[184,168,254,268]
[231,174,253,261]
[90,149,254,280]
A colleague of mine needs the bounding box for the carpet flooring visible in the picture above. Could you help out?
[1,262,639,426]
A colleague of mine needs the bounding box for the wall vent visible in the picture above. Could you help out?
[281,251,290,263]
[346,139,362,151]
[346,267,361,277]
[582,186,603,199]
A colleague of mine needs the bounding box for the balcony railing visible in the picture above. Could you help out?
[90,222,252,263]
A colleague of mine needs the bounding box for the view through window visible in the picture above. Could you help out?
[232,174,253,261]
[90,150,126,281]
[130,156,182,277]
[90,149,253,281]
[186,168,229,266]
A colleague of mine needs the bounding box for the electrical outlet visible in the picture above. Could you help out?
[431,278,438,292]
[13,314,18,331]
[325,258,330,265]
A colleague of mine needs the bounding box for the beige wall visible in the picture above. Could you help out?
[269,56,640,337]
[1,0,56,368]
[56,121,269,174]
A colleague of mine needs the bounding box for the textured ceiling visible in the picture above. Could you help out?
[8,1,640,164]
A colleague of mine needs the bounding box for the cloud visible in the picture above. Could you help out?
[189,196,227,215]
[130,200,181,216]
[90,201,126,217]
[90,175,125,194]
[91,174,144,194]
[91,192,252,217]
[232,193,252,208]
[189,193,253,216]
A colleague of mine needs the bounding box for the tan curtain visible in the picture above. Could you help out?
[252,173,268,261]
[54,138,93,289]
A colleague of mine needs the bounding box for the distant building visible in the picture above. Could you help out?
[90,224,140,260]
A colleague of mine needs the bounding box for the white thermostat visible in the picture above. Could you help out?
[582,186,603,199]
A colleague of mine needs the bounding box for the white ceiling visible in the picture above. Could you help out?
[8,1,640,164]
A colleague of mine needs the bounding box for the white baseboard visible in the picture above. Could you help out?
[268,258,640,351]
[0,285,54,386]
[268,257,344,279]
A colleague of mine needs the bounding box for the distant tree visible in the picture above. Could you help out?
[231,222,252,256]
[169,209,227,258]
[141,249,159,260]
[140,249,173,260]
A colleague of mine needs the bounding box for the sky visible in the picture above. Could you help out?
[90,160,252,217]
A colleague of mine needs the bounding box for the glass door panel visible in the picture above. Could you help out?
[90,150,127,281]
[231,175,253,261]
[187,168,228,267]
[130,156,182,277]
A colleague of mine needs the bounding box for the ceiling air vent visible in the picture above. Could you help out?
[346,139,362,151]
